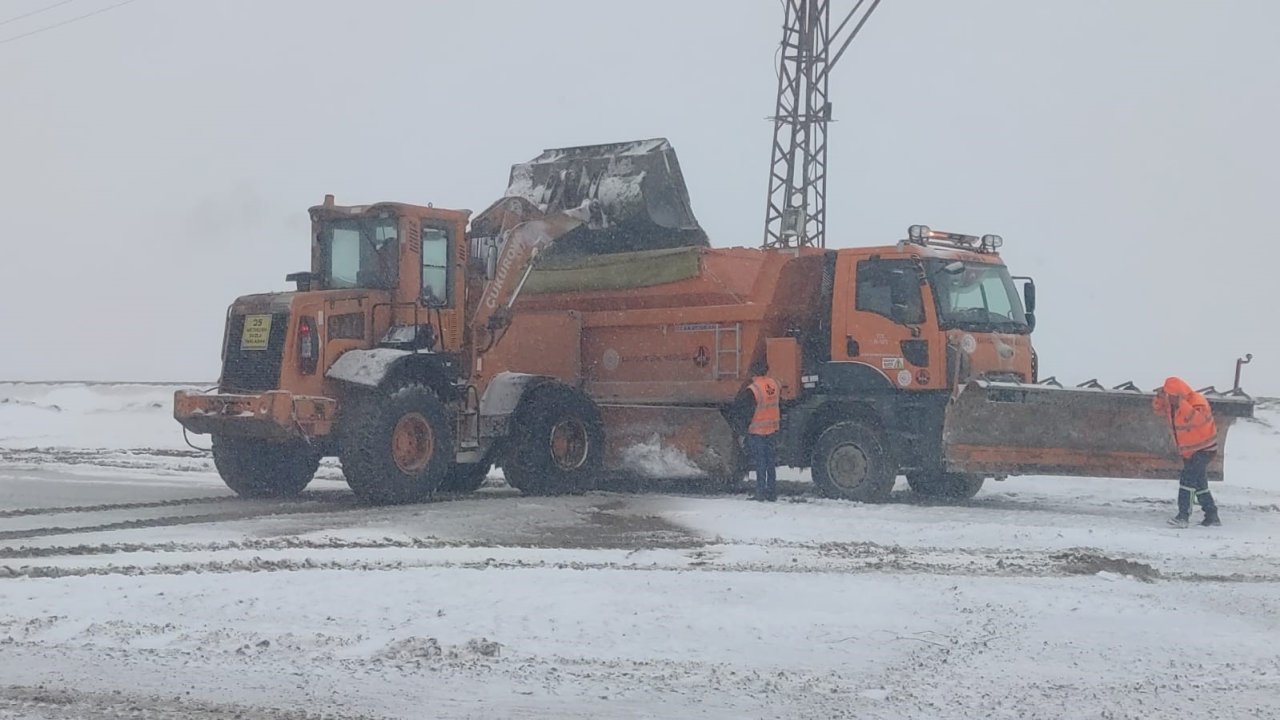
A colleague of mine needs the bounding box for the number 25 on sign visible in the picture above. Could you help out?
[241,314,272,350]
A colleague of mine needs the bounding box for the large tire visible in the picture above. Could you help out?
[907,472,985,500]
[439,462,491,494]
[339,384,454,505]
[810,420,895,503]
[211,435,319,498]
[503,385,605,496]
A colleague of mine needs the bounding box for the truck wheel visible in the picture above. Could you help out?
[211,435,319,498]
[503,385,605,496]
[811,421,895,503]
[340,384,454,505]
[907,472,985,500]
[439,462,491,494]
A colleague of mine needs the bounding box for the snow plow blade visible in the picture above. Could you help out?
[942,380,1255,481]
[499,138,709,256]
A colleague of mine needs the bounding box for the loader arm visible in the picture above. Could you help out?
[470,201,593,356]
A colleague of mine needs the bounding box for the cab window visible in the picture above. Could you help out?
[421,225,452,306]
[318,217,398,290]
[856,259,925,324]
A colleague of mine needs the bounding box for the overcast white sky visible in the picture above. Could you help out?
[2,0,1277,395]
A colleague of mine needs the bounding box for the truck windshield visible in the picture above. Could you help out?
[927,260,1028,332]
[318,217,399,290]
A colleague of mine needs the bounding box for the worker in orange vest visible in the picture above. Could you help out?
[1152,376,1221,527]
[736,358,781,502]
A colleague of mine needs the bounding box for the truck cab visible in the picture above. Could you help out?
[760,225,1040,502]
[824,224,1036,396]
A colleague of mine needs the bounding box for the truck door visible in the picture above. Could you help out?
[838,257,927,390]
[418,221,465,351]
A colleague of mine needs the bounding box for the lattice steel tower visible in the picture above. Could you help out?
[762,0,882,249]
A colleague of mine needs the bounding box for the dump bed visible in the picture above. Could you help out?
[495,247,826,405]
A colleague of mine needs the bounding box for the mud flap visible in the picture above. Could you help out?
[598,405,740,482]
[941,380,1255,481]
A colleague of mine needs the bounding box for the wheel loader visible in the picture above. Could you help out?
[175,137,1254,504]
[174,138,710,502]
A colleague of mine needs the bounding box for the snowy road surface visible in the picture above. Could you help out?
[1,383,1278,719]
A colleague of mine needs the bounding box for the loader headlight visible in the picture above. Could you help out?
[908,225,931,242]
[981,234,1003,250]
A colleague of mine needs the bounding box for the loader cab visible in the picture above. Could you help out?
[305,195,470,309]
[218,194,476,401]
[831,225,1036,392]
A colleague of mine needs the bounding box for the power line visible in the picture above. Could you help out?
[0,0,137,46]
[0,0,78,28]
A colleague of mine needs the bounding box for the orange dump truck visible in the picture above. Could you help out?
[491,225,1253,501]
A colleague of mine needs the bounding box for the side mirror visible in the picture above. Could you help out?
[1023,280,1036,313]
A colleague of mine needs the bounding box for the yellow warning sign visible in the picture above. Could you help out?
[240,314,272,350]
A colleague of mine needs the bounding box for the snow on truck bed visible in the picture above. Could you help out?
[1,382,1278,719]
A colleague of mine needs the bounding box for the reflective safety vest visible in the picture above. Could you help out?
[748,376,781,435]
[1152,376,1218,459]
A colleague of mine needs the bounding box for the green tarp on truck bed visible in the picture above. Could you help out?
[524,246,702,295]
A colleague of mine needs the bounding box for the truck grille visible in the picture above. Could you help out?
[220,312,289,393]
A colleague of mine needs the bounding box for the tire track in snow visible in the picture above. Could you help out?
[0,502,361,542]
[0,536,464,558]
[3,545,1276,583]
[0,490,525,541]
[0,494,254,519]
[0,684,382,720]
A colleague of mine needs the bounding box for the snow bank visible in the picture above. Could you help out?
[0,382,206,450]
[616,434,704,478]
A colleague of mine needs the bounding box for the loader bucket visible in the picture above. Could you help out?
[942,380,1255,481]
[502,138,710,257]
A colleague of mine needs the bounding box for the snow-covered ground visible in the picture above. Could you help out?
[1,382,1278,719]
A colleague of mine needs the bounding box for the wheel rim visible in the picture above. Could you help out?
[826,443,869,490]
[548,419,590,471]
[391,413,435,474]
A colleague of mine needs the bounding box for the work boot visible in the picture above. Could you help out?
[1167,514,1190,528]
[1200,509,1222,527]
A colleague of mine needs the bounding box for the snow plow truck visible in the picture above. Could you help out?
[174,138,1255,504]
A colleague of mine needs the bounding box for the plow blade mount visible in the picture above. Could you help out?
[503,138,709,257]
[942,380,1255,481]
